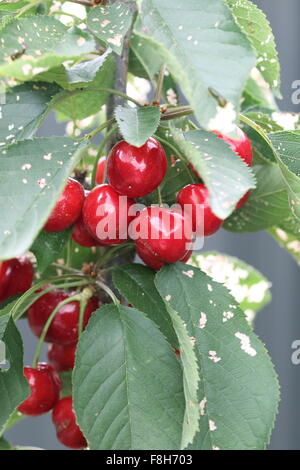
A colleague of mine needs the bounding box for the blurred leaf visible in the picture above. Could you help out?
[0,82,60,145]
[0,17,95,81]
[31,228,72,273]
[268,227,300,264]
[87,2,136,55]
[226,0,280,92]
[137,0,255,128]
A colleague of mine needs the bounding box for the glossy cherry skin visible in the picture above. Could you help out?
[107,137,168,198]
[0,257,34,302]
[177,184,223,237]
[95,156,106,185]
[44,178,85,232]
[48,343,76,372]
[82,184,135,246]
[72,215,100,247]
[213,127,253,166]
[18,363,61,416]
[28,289,100,345]
[133,207,193,270]
[52,397,87,449]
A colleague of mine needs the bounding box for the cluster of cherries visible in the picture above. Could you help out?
[45,127,252,270]
[0,126,252,449]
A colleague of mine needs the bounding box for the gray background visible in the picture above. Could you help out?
[6,0,300,450]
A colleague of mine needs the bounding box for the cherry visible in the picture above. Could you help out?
[213,128,253,209]
[0,257,34,302]
[132,206,193,270]
[72,215,100,247]
[18,363,61,416]
[82,184,135,246]
[48,343,76,372]
[44,178,85,232]
[177,184,223,237]
[95,156,106,185]
[52,397,87,449]
[28,289,100,345]
[107,137,167,197]
[213,127,253,166]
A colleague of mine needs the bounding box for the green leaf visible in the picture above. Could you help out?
[268,131,300,229]
[31,228,72,273]
[87,2,136,55]
[0,17,96,81]
[190,251,271,324]
[0,82,60,145]
[0,137,84,259]
[171,127,256,219]
[224,163,291,233]
[0,314,29,432]
[54,54,115,119]
[113,263,178,348]
[155,263,279,450]
[226,0,280,92]
[160,303,200,449]
[114,106,161,147]
[242,77,275,112]
[73,304,185,450]
[268,227,300,264]
[137,0,256,129]
[0,437,11,450]
[34,49,113,90]
[59,370,73,399]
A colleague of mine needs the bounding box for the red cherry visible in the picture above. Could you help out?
[72,215,100,247]
[213,127,253,166]
[82,184,135,246]
[177,184,223,237]
[18,363,61,416]
[48,343,76,372]
[28,290,100,345]
[44,178,85,232]
[95,156,106,185]
[107,137,167,197]
[236,190,250,209]
[52,397,87,449]
[133,206,193,270]
[0,257,34,302]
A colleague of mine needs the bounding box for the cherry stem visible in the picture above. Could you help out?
[68,0,94,6]
[156,186,163,206]
[51,263,83,275]
[96,242,134,268]
[91,124,119,186]
[86,118,116,140]
[32,294,82,368]
[95,280,119,305]
[153,64,167,104]
[160,106,194,121]
[11,274,91,321]
[78,286,95,336]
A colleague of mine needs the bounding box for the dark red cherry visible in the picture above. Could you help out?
[44,178,85,232]
[132,206,193,270]
[28,289,100,345]
[72,215,100,247]
[95,156,106,185]
[107,137,167,197]
[48,343,76,372]
[0,257,34,302]
[18,363,61,416]
[213,127,253,166]
[52,397,87,449]
[82,184,135,246]
[177,184,223,237]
